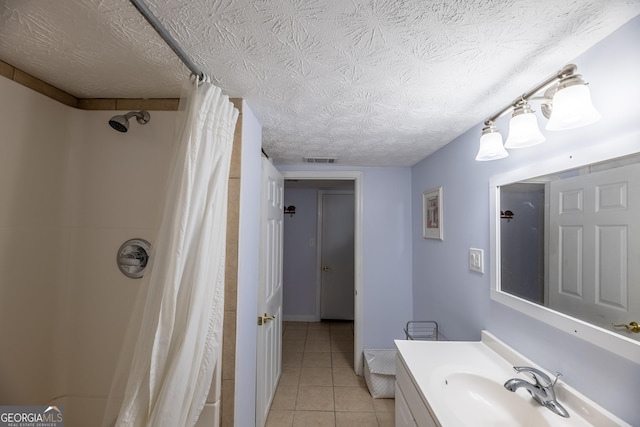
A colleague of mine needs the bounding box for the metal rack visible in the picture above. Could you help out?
[404,321,439,341]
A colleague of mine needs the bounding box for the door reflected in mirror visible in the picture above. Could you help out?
[499,153,640,342]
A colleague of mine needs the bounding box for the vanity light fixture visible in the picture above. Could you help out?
[475,122,508,161]
[544,74,602,130]
[475,64,600,161]
[504,99,546,149]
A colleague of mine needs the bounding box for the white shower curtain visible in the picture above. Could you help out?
[103,77,238,427]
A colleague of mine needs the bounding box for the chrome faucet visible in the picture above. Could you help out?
[504,366,570,418]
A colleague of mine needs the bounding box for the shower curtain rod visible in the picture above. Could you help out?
[129,0,205,80]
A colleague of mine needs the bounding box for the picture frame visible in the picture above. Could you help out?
[423,187,443,240]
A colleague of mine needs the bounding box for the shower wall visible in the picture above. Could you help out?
[0,76,177,425]
[54,109,178,425]
[0,76,73,405]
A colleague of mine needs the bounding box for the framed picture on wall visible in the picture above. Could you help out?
[423,187,443,240]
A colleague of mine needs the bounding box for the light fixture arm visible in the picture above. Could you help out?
[484,64,578,124]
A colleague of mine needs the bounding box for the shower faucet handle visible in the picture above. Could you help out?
[118,253,143,267]
[116,238,151,279]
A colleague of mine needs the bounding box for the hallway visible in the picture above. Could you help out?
[265,321,395,427]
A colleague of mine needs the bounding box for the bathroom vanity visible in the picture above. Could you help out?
[394,332,628,427]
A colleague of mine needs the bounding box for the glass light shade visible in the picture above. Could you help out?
[475,130,508,161]
[505,112,546,148]
[545,84,601,131]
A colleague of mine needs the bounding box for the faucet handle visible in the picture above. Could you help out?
[551,371,562,387]
[513,366,553,387]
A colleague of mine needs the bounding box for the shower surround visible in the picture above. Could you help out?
[0,76,224,426]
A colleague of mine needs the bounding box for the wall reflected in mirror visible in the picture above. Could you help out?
[499,153,640,342]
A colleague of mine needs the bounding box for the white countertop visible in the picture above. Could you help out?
[394,331,628,427]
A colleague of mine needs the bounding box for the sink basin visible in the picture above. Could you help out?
[441,373,549,427]
[394,332,630,427]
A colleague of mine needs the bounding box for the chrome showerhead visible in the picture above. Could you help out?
[108,110,150,132]
[108,115,129,132]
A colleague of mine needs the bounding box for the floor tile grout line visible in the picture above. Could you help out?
[271,321,388,426]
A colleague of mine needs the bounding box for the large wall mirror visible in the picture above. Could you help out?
[489,135,640,362]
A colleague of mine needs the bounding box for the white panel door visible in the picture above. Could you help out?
[256,158,284,427]
[549,163,640,339]
[320,192,355,320]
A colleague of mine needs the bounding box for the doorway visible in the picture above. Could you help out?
[281,171,364,375]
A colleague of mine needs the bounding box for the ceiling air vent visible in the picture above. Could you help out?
[304,157,337,164]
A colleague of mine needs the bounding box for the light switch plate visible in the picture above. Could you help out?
[469,248,484,273]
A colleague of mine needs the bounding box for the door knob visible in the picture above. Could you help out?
[613,321,640,333]
[322,266,330,272]
[257,313,276,326]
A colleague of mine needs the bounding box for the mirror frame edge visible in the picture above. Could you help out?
[489,130,640,363]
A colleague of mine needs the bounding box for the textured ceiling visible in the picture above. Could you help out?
[1,1,639,166]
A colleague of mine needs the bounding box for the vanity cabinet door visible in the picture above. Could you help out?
[396,357,440,427]
[395,381,418,427]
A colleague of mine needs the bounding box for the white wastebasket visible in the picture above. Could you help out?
[363,349,396,398]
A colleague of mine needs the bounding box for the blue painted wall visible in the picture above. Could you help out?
[411,16,640,424]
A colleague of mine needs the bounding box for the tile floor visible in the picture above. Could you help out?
[265,321,395,427]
